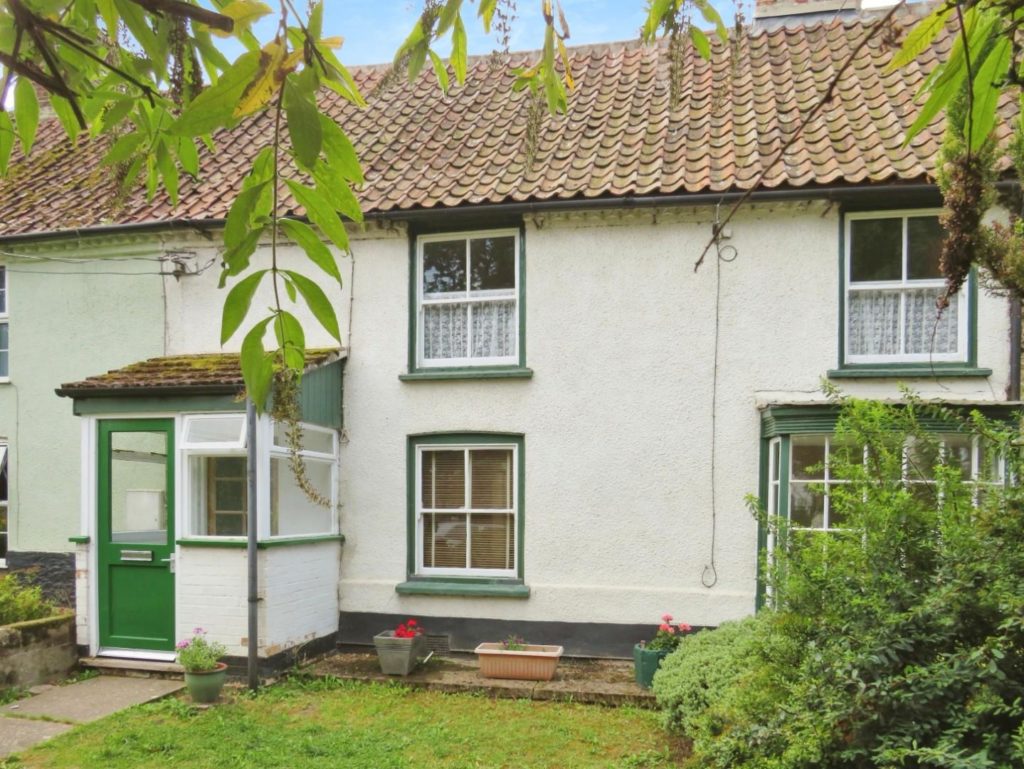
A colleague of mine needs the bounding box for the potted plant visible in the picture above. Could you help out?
[373,618,428,675]
[634,613,691,689]
[176,627,228,703]
[475,635,564,681]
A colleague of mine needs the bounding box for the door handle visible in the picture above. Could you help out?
[160,553,176,573]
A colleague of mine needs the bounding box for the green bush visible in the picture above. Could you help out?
[0,573,56,626]
[655,397,1024,769]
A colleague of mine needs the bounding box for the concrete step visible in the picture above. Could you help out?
[80,656,184,679]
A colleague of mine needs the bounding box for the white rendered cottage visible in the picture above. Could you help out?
[0,7,1019,665]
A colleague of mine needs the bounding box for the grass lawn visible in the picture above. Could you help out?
[5,678,680,769]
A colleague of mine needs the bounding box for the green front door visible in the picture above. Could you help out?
[98,419,175,652]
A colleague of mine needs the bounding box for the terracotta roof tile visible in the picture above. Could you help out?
[1,13,1014,238]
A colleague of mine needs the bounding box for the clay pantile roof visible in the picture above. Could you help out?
[56,349,343,396]
[1,14,1014,238]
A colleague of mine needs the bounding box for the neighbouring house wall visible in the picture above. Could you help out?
[0,240,166,564]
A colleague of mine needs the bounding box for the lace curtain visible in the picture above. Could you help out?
[424,300,515,361]
[849,288,958,356]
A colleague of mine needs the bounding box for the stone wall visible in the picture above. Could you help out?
[6,552,75,606]
[0,614,76,689]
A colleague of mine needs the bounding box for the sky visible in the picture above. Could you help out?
[220,1,745,67]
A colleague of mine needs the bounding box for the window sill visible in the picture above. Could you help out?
[396,579,530,598]
[176,535,344,549]
[68,536,91,544]
[828,366,992,379]
[400,367,533,382]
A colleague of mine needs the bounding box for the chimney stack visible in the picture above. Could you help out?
[753,0,899,29]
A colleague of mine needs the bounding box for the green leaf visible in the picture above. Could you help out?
[224,180,270,249]
[14,77,39,154]
[171,50,260,136]
[312,162,363,223]
[285,80,322,171]
[222,269,269,344]
[114,0,164,77]
[642,0,673,42]
[98,97,136,134]
[176,136,200,178]
[689,26,711,60]
[969,36,1011,152]
[408,40,429,82]
[274,310,306,371]
[887,4,953,72]
[437,0,463,36]
[428,49,450,94]
[308,1,324,40]
[241,317,274,408]
[155,140,179,205]
[285,180,350,253]
[318,115,364,184]
[102,132,146,166]
[279,219,342,284]
[478,0,498,32]
[283,275,297,303]
[220,229,262,285]
[451,15,468,84]
[0,112,14,175]
[695,0,727,42]
[283,269,341,341]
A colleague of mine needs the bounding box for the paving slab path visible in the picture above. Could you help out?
[0,676,184,758]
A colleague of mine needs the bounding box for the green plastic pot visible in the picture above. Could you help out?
[633,644,670,689]
[184,662,228,703]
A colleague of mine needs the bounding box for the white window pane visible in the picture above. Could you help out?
[270,457,334,536]
[470,513,514,569]
[470,300,515,358]
[849,290,900,356]
[421,450,465,509]
[189,455,248,536]
[470,236,515,292]
[423,303,468,360]
[423,513,467,568]
[850,219,902,282]
[423,240,466,296]
[904,288,958,354]
[183,415,246,446]
[272,422,334,454]
[791,435,826,480]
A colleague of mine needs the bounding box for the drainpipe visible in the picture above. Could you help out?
[1010,296,1021,401]
[246,400,259,691]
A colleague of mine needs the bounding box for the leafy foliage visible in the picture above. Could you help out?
[654,397,1024,768]
[0,572,57,626]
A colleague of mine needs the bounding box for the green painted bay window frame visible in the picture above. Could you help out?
[402,225,532,382]
[398,432,528,598]
[830,209,990,379]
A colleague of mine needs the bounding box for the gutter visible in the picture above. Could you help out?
[55,384,242,399]
[5,181,1020,244]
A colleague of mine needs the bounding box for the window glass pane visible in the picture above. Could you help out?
[208,457,247,536]
[943,434,973,480]
[829,437,863,472]
[470,513,514,569]
[791,436,826,480]
[790,485,824,528]
[0,266,7,313]
[421,450,465,509]
[470,236,515,293]
[423,303,468,360]
[110,432,168,544]
[827,501,847,529]
[423,241,466,296]
[850,219,902,282]
[470,449,512,509]
[272,422,334,454]
[906,438,940,482]
[470,300,516,359]
[0,349,7,379]
[976,439,1003,482]
[907,216,943,280]
[184,415,245,445]
[904,288,957,354]
[848,290,900,356]
[423,513,466,568]
[270,457,333,536]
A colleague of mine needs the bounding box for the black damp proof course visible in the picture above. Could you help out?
[220,631,340,679]
[339,612,709,659]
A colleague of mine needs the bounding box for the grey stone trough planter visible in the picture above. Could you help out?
[0,613,77,690]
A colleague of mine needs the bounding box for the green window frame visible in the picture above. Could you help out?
[830,209,989,379]
[400,433,528,597]
[403,227,531,381]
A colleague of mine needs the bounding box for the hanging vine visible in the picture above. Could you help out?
[270,368,331,508]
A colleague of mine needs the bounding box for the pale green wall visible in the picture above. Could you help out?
[0,240,166,553]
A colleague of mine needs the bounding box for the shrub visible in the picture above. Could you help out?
[0,573,56,626]
[657,397,1024,769]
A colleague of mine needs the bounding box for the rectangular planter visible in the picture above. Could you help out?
[474,643,564,681]
[373,631,427,676]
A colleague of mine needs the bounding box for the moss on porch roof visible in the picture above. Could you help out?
[56,349,344,396]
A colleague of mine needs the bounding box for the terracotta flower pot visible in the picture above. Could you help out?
[184,661,228,703]
[474,643,563,681]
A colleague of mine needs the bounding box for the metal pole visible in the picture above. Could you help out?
[246,399,259,691]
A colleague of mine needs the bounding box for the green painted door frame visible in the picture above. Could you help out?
[97,419,176,652]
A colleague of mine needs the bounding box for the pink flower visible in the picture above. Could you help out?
[658,623,671,632]
[661,613,673,623]
[193,627,205,634]
[175,640,189,649]
[678,622,692,633]
[667,626,676,634]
